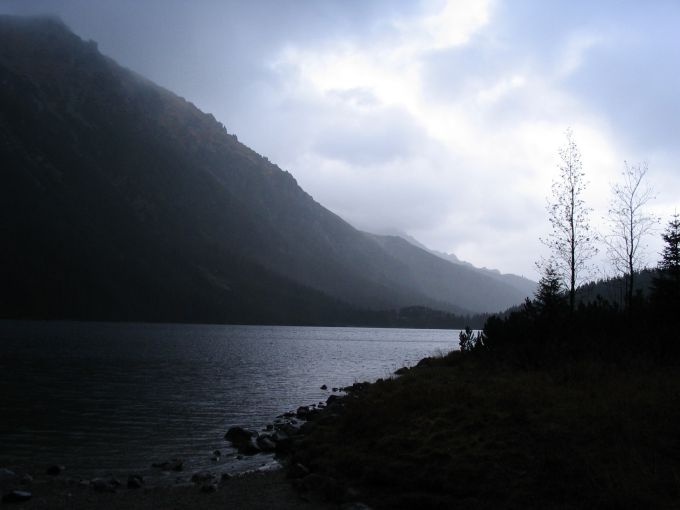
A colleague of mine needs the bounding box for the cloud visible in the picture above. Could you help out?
[2,0,679,277]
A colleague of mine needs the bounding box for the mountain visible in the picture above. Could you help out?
[0,16,531,324]
[381,231,537,299]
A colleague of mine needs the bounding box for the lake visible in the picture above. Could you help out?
[0,321,458,482]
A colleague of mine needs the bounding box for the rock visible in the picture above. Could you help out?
[279,422,301,437]
[109,477,122,487]
[224,426,255,443]
[326,395,341,405]
[256,435,277,452]
[286,463,310,479]
[320,384,327,390]
[127,475,144,489]
[332,387,338,392]
[211,456,219,462]
[212,450,221,457]
[394,367,409,375]
[265,424,274,431]
[2,490,32,503]
[0,468,17,481]
[342,503,373,510]
[191,472,215,484]
[224,427,260,454]
[220,473,231,481]
[201,483,218,493]
[91,478,115,493]
[20,474,33,484]
[46,465,65,476]
[152,459,183,471]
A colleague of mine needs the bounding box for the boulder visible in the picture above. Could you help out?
[2,490,32,503]
[256,435,276,452]
[0,468,16,481]
[91,478,116,493]
[320,384,327,390]
[224,426,255,444]
[46,465,65,476]
[127,475,144,489]
[152,459,183,471]
[191,472,215,484]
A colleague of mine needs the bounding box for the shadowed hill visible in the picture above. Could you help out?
[0,16,530,323]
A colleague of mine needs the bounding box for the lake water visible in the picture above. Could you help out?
[0,321,458,482]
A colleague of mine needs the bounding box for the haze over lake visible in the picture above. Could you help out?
[0,321,457,482]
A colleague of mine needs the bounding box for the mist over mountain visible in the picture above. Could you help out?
[0,16,532,324]
[378,230,537,299]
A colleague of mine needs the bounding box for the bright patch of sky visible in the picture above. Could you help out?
[2,0,679,278]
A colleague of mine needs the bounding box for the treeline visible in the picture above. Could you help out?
[460,128,680,365]
[463,212,680,366]
[355,306,489,329]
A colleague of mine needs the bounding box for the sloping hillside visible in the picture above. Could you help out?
[0,16,530,323]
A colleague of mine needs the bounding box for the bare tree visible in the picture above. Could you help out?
[604,162,657,308]
[541,129,597,312]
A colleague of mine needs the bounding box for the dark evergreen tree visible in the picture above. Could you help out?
[535,261,566,316]
[651,214,680,313]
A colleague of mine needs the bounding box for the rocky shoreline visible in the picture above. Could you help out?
[0,385,366,509]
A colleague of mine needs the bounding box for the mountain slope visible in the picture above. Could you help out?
[0,16,529,323]
[389,231,537,299]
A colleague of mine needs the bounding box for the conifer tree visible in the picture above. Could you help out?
[652,214,680,310]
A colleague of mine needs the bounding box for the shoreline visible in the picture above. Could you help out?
[0,466,334,509]
[0,398,345,508]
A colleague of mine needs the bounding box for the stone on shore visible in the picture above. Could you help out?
[256,435,277,452]
[225,426,261,455]
[127,475,144,489]
[91,478,116,493]
[0,468,17,481]
[191,472,215,484]
[46,465,65,476]
[2,490,32,503]
[151,459,183,471]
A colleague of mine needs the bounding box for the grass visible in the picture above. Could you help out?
[292,352,680,509]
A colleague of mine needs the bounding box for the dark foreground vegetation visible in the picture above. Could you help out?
[285,223,680,509]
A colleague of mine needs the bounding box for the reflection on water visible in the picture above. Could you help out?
[0,321,457,481]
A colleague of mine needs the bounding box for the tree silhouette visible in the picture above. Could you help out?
[534,260,565,316]
[542,129,597,312]
[604,162,657,309]
[651,213,680,312]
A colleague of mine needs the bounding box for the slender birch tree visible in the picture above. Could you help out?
[604,162,657,309]
[541,129,597,312]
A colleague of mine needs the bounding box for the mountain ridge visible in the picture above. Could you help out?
[0,15,532,324]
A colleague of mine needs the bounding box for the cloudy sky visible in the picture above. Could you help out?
[3,0,680,278]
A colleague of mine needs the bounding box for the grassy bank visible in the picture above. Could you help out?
[290,352,680,509]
